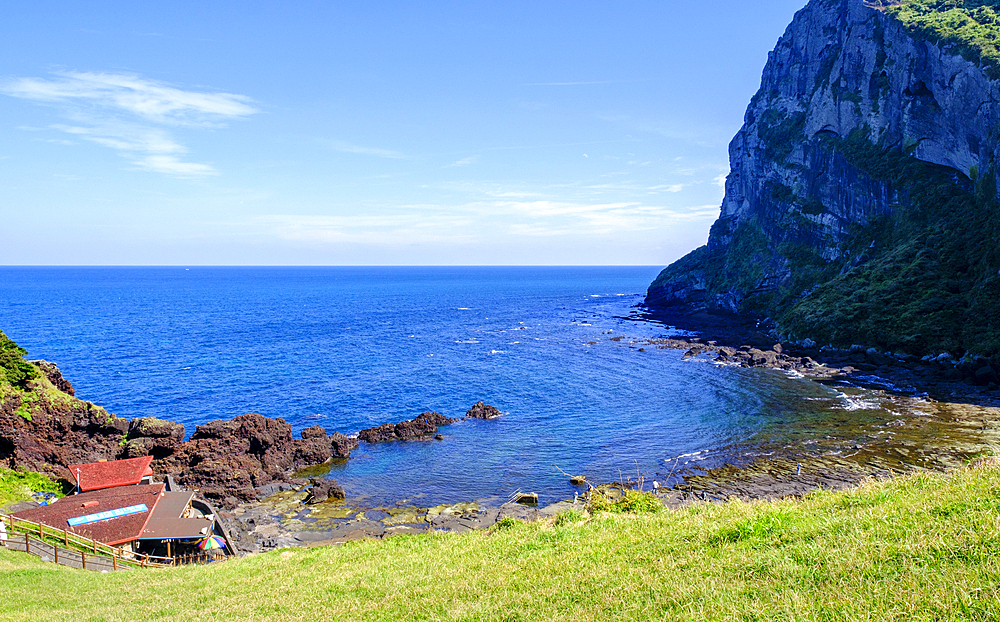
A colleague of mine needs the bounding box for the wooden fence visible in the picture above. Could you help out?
[1,513,174,570]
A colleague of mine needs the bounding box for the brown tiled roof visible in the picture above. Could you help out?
[68,455,155,492]
[140,491,212,540]
[13,484,164,546]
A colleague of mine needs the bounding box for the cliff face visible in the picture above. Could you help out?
[648,0,1000,357]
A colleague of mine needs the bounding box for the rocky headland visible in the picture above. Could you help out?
[647,0,1000,368]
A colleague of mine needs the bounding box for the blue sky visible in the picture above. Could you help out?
[1,1,807,266]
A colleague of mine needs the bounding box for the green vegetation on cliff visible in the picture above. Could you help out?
[0,330,39,389]
[3,462,999,620]
[883,0,1000,79]
[776,130,1000,356]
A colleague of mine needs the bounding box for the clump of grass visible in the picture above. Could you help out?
[0,469,65,509]
[586,488,664,514]
[553,509,586,526]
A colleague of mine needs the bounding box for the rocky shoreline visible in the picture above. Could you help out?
[6,323,1000,556]
[631,308,1000,404]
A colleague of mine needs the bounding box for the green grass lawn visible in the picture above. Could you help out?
[3,462,999,621]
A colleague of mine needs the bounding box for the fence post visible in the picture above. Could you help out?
[113,555,117,572]
[63,528,68,546]
[81,551,86,571]
[25,536,30,555]
[54,545,58,565]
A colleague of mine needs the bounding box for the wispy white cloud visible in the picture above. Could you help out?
[446,155,479,168]
[714,172,728,187]
[1,71,256,177]
[2,71,256,125]
[648,184,685,193]
[255,197,718,246]
[320,139,407,159]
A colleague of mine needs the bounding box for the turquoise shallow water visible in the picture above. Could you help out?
[0,266,885,506]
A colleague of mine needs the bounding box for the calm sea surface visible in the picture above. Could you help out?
[0,267,903,506]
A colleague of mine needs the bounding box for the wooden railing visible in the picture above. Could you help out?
[1,513,173,569]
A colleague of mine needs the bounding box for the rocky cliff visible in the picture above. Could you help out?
[648,0,1000,359]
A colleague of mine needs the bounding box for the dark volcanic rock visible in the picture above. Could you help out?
[358,411,458,443]
[125,417,186,460]
[293,426,333,468]
[306,477,345,504]
[3,347,365,509]
[1,386,132,479]
[358,423,397,443]
[465,401,502,420]
[30,360,75,396]
[330,432,359,458]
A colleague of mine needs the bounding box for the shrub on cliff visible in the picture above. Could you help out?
[885,0,1000,79]
[0,330,39,389]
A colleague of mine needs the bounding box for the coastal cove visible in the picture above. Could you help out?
[2,267,999,518]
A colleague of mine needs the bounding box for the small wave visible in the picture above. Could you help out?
[489,350,506,355]
[832,391,881,411]
[675,450,708,460]
[454,339,480,344]
[457,307,471,310]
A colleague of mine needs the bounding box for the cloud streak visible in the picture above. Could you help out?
[1,71,257,176]
[320,139,407,159]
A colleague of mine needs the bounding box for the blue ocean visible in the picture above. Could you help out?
[1,267,892,507]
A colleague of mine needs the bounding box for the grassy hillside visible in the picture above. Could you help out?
[3,462,999,621]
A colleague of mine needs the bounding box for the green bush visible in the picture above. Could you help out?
[0,330,39,389]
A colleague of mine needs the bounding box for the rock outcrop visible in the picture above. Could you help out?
[647,0,1000,359]
[358,411,458,443]
[1,348,360,507]
[465,401,502,419]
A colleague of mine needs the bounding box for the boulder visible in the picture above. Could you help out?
[465,401,502,420]
[330,432,359,458]
[357,422,397,443]
[292,425,335,467]
[975,366,1000,386]
[306,478,345,504]
[129,417,186,441]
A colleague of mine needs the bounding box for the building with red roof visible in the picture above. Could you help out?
[67,455,155,492]
[12,457,232,558]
